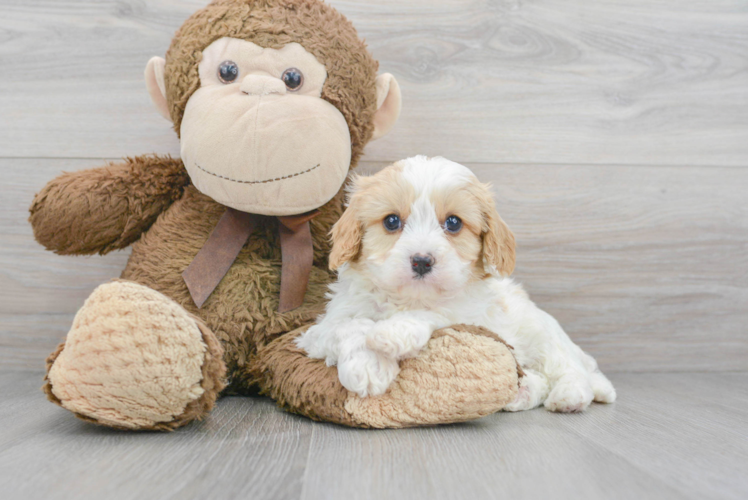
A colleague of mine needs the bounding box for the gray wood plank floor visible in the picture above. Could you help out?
[1,371,746,500]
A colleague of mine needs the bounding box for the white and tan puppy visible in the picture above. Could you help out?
[297,156,616,412]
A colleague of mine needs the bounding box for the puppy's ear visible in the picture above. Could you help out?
[474,182,516,276]
[329,193,363,270]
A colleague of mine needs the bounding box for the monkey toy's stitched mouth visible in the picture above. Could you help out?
[194,163,320,184]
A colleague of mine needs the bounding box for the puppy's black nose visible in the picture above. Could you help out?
[410,254,435,277]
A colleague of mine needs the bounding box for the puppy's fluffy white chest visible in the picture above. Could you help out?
[297,156,616,411]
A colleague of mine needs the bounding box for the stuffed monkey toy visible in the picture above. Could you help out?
[30,0,520,430]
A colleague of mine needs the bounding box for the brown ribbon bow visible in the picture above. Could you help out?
[182,207,319,312]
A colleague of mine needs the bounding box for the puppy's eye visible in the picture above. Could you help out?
[281,68,304,91]
[383,214,402,232]
[218,61,239,83]
[444,215,463,234]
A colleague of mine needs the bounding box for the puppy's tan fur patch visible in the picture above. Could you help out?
[467,181,516,276]
[431,182,486,279]
[331,162,515,277]
[330,164,416,269]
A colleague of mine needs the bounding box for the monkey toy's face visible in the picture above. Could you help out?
[183,38,351,215]
[146,32,400,216]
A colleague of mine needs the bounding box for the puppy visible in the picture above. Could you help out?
[297,156,616,412]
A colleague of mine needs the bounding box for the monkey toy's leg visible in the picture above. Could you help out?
[43,281,226,431]
[252,325,521,428]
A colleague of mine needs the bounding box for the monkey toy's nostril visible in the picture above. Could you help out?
[410,254,435,277]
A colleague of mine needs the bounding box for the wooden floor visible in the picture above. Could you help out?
[1,370,746,500]
[1,1,747,499]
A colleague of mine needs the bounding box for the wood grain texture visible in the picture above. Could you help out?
[474,162,748,372]
[0,370,314,500]
[1,2,746,499]
[2,159,746,371]
[300,372,748,500]
[1,371,746,500]
[1,0,747,165]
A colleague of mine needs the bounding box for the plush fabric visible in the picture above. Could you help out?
[180,38,353,215]
[254,324,520,428]
[345,327,520,428]
[44,281,226,430]
[119,181,337,392]
[31,0,521,430]
[164,0,379,168]
[29,156,189,255]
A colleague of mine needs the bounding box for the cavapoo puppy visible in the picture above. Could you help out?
[297,156,616,412]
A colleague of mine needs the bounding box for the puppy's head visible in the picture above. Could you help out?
[329,156,515,302]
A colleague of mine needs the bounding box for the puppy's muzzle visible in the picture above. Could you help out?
[410,254,435,277]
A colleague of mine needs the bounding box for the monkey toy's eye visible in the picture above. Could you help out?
[383,214,402,232]
[218,61,239,83]
[281,68,304,91]
[444,215,463,234]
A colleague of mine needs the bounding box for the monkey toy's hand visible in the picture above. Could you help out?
[29,155,188,255]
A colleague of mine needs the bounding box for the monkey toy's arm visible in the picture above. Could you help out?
[29,155,189,255]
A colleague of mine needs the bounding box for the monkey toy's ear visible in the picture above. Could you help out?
[371,73,401,141]
[144,56,171,121]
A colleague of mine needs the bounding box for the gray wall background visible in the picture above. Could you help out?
[1,0,746,372]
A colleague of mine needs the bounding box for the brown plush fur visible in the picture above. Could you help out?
[30,156,189,255]
[164,0,379,167]
[173,315,228,430]
[250,324,357,426]
[31,0,379,427]
[32,0,519,430]
[252,324,521,428]
[120,183,340,394]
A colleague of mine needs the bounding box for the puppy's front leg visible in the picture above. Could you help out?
[337,345,400,398]
[366,311,450,360]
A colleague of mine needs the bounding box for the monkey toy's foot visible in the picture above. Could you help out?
[257,324,521,428]
[44,281,226,430]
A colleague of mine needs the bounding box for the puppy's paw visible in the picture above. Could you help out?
[591,370,617,403]
[296,318,375,362]
[504,385,533,412]
[544,378,594,413]
[337,350,400,398]
[503,369,549,412]
[366,318,432,359]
